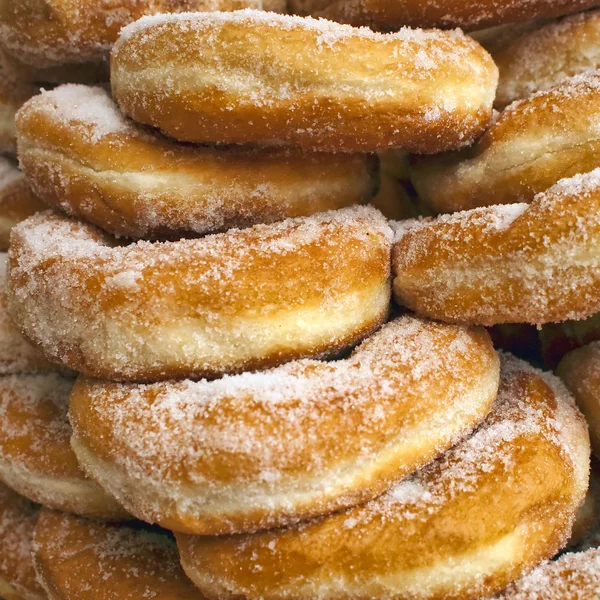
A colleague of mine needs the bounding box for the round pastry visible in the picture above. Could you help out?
[0,254,53,375]
[16,85,377,240]
[111,10,498,154]
[0,158,45,250]
[0,483,44,600]
[33,509,205,600]
[7,206,392,382]
[69,316,500,535]
[0,0,282,69]
[0,371,127,519]
[540,313,600,369]
[480,9,600,109]
[496,549,600,599]
[557,342,600,461]
[393,169,600,326]
[410,73,600,214]
[287,0,597,31]
[176,355,590,600]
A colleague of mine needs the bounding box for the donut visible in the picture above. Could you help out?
[0,371,127,519]
[176,355,590,600]
[479,9,600,108]
[495,549,600,599]
[287,0,597,31]
[393,169,600,326]
[0,254,54,375]
[410,73,600,214]
[7,207,392,382]
[540,314,600,369]
[69,316,500,535]
[16,85,377,240]
[0,159,45,250]
[111,11,498,154]
[0,0,283,69]
[557,342,600,461]
[33,509,205,600]
[0,483,44,600]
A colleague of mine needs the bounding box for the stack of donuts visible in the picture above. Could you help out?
[1,0,600,599]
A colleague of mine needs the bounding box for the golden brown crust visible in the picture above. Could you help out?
[0,372,127,519]
[69,317,499,535]
[111,11,498,154]
[176,355,590,600]
[0,483,44,600]
[0,0,281,69]
[7,207,392,382]
[393,170,600,326]
[16,85,377,239]
[288,0,598,31]
[33,509,205,600]
[557,342,600,461]
[410,73,600,214]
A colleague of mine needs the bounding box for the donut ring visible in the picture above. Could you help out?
[557,342,600,461]
[287,0,597,32]
[540,314,600,369]
[0,254,54,375]
[69,316,500,535]
[0,483,44,600]
[0,0,283,69]
[480,9,600,109]
[7,207,392,382]
[496,549,600,599]
[176,355,590,600]
[0,371,127,519]
[410,73,600,214]
[111,11,498,154]
[0,159,45,251]
[33,509,205,600]
[393,169,600,326]
[16,85,377,240]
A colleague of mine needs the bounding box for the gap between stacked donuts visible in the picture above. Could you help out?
[1,2,600,600]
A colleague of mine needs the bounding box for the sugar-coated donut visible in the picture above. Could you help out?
[176,355,590,600]
[7,207,392,382]
[0,372,127,519]
[0,0,283,69]
[480,9,600,108]
[540,314,600,369]
[16,85,377,240]
[0,254,53,375]
[410,73,600,214]
[69,316,500,535]
[495,549,600,599]
[111,10,498,154]
[557,342,600,461]
[33,509,205,600]
[393,169,600,326]
[287,0,597,32]
[0,483,44,600]
[0,159,45,250]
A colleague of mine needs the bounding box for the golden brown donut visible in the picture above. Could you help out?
[495,549,600,599]
[16,85,377,240]
[541,313,600,369]
[33,509,204,600]
[176,355,590,600]
[393,169,600,326]
[69,316,500,535]
[111,10,498,154]
[410,73,600,214]
[0,0,283,69]
[0,372,127,519]
[557,342,600,461]
[0,158,45,250]
[287,0,598,31]
[0,483,44,600]
[7,207,392,382]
